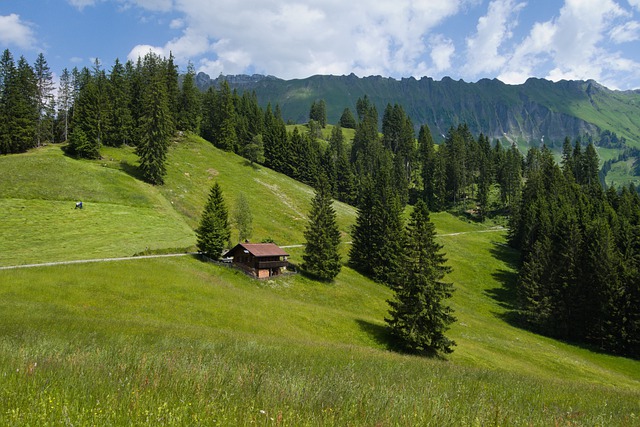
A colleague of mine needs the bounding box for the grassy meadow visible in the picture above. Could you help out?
[0,135,638,425]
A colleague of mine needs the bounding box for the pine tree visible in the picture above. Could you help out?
[215,80,237,151]
[0,49,16,153]
[232,192,253,243]
[69,66,102,157]
[33,53,55,146]
[339,107,356,129]
[165,52,180,130]
[443,126,466,205]
[200,86,217,144]
[386,199,456,355]
[66,127,99,159]
[196,181,231,259]
[476,133,492,221]
[582,142,600,188]
[302,174,342,281]
[242,133,265,165]
[309,99,327,128]
[329,125,355,204]
[10,56,38,153]
[105,58,134,146]
[418,124,436,208]
[57,68,72,142]
[349,156,404,284]
[177,61,201,133]
[561,137,575,181]
[349,176,381,278]
[136,53,172,185]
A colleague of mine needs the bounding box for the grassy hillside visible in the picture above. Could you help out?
[0,145,195,266]
[0,137,639,425]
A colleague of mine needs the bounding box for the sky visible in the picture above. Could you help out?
[2,0,640,90]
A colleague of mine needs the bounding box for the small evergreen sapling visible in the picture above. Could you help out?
[233,192,253,243]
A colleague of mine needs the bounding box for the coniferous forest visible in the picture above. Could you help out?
[1,48,638,358]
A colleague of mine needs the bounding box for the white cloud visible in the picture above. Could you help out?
[499,0,631,84]
[117,0,640,88]
[169,18,184,30]
[124,0,469,79]
[0,14,37,50]
[429,35,455,72]
[127,44,166,61]
[67,0,101,10]
[465,0,526,75]
[198,58,223,77]
[123,0,173,12]
[610,21,640,42]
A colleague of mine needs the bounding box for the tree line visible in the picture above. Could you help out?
[509,139,639,358]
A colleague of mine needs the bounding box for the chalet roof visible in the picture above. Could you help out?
[225,243,289,258]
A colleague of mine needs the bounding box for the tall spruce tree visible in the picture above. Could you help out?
[309,99,327,128]
[349,154,404,284]
[302,175,342,281]
[418,124,436,209]
[215,80,237,151]
[197,181,230,259]
[33,53,55,146]
[136,53,172,185]
[0,49,16,153]
[3,56,38,153]
[57,68,72,142]
[386,199,456,355]
[69,67,102,158]
[105,58,134,146]
[177,62,201,133]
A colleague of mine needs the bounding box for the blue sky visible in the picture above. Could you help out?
[2,0,640,89]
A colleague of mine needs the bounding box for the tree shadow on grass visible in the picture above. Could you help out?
[355,319,392,350]
[119,160,145,181]
[238,159,262,170]
[484,241,525,326]
[355,319,450,359]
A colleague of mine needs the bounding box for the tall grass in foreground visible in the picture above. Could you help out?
[2,333,638,426]
[1,258,638,426]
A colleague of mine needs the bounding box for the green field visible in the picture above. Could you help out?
[0,136,638,425]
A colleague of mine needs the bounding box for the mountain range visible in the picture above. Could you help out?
[196,72,640,148]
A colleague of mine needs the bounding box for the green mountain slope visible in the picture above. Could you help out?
[200,73,640,148]
[0,137,638,425]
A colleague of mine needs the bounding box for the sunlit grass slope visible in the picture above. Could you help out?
[0,135,357,266]
[1,255,639,426]
[0,145,194,266]
[158,134,356,245]
[0,137,638,425]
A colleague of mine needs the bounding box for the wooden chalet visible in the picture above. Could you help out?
[223,243,289,278]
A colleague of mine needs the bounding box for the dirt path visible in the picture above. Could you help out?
[438,227,505,237]
[0,253,197,271]
[0,228,506,271]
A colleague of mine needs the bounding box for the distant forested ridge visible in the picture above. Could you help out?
[197,72,640,148]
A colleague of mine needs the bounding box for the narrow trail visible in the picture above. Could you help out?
[0,228,506,271]
[0,253,197,271]
[438,227,505,237]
